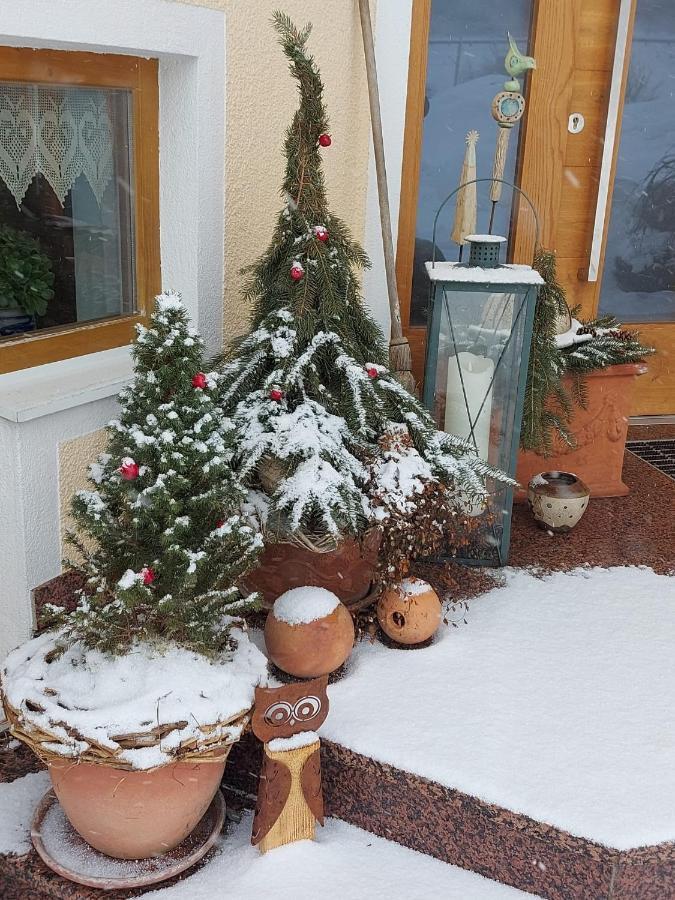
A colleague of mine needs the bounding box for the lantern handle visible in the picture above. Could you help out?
[430,177,540,267]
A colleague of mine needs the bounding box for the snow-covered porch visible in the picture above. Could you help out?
[1,432,673,900]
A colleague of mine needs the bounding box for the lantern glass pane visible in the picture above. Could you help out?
[427,282,533,562]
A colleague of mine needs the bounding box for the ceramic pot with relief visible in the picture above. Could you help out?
[527,471,590,533]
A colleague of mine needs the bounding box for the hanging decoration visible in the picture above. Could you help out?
[0,85,115,209]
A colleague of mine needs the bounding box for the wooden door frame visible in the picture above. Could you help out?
[395,0,431,388]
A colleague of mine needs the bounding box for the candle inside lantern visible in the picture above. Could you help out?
[444,351,494,462]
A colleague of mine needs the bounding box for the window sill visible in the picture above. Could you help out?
[0,346,132,423]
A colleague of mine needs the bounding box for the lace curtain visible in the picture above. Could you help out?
[0,84,115,208]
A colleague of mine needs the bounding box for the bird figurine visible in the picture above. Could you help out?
[251,676,329,853]
[503,32,536,91]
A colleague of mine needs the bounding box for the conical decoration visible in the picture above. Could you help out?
[451,130,478,247]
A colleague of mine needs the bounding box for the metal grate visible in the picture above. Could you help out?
[626,440,675,480]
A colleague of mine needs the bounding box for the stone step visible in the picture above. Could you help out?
[224,732,675,900]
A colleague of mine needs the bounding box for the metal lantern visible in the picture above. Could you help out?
[424,182,543,566]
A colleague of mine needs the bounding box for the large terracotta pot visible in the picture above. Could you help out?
[241,528,381,608]
[516,363,647,500]
[48,757,226,859]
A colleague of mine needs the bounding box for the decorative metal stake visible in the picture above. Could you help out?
[488,33,536,233]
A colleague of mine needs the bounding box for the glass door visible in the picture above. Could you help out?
[396,0,535,386]
[595,0,674,414]
[598,0,674,324]
[409,0,534,328]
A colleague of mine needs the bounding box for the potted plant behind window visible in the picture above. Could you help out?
[517,249,654,497]
[0,224,54,335]
[221,14,506,610]
[1,294,267,861]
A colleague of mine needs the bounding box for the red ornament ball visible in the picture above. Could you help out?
[192,372,207,389]
[119,457,139,481]
[215,519,225,529]
[141,567,155,586]
[269,387,284,402]
[290,263,304,282]
[318,133,332,147]
[314,225,329,242]
[366,365,379,379]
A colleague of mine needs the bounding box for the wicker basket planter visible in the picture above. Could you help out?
[240,527,381,609]
[516,363,647,500]
[1,627,265,860]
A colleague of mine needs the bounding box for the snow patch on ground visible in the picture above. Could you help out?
[142,812,531,899]
[0,771,50,855]
[400,577,432,596]
[323,567,675,850]
[273,587,340,625]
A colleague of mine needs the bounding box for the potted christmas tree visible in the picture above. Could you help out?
[221,14,506,607]
[1,294,267,861]
[517,249,653,497]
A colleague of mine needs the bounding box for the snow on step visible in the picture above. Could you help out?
[143,812,532,899]
[323,567,675,850]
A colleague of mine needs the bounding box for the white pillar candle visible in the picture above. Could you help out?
[444,351,494,462]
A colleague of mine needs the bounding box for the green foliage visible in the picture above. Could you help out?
[520,248,575,455]
[521,249,654,455]
[218,13,507,540]
[564,309,655,373]
[47,294,263,656]
[0,225,54,316]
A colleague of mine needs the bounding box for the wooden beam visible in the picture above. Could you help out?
[512,0,580,260]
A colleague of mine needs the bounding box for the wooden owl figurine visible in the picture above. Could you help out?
[251,676,329,853]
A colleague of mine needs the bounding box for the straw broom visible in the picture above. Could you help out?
[358,0,416,395]
[451,131,479,260]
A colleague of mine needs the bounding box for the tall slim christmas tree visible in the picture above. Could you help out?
[51,294,263,655]
[218,13,506,543]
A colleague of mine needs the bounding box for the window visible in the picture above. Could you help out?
[0,48,160,373]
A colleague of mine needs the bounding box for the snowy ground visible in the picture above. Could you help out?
[323,567,675,850]
[0,775,532,898]
[143,812,532,900]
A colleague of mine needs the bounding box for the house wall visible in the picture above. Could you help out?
[171,0,376,338]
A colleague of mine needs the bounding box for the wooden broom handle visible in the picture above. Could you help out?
[490,128,511,203]
[358,0,404,341]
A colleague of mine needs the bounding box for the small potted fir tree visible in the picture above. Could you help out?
[1,294,267,860]
[221,15,505,606]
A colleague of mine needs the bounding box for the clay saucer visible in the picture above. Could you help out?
[31,787,225,890]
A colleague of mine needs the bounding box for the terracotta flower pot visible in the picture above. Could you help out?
[377,578,442,646]
[241,528,381,609]
[265,592,355,678]
[48,757,226,859]
[516,363,647,500]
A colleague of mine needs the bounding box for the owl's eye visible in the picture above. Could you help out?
[293,695,321,721]
[263,701,293,727]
